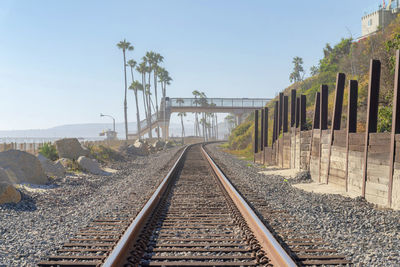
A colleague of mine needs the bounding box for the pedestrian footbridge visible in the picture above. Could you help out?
[128,97,271,139]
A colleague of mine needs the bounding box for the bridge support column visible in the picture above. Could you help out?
[161,123,169,140]
[236,114,243,126]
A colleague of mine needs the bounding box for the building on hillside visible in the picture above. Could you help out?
[360,0,399,39]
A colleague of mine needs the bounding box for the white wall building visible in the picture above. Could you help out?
[361,0,399,38]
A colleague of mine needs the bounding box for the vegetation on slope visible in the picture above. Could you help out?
[227,15,400,156]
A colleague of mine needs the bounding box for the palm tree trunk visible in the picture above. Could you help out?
[134,90,141,139]
[147,70,152,139]
[216,114,218,140]
[154,70,160,140]
[123,49,128,140]
[141,73,148,119]
[130,67,141,139]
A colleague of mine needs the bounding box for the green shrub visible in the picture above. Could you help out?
[378,105,392,132]
[39,142,59,161]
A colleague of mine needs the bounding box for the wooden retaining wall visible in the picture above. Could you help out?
[253,51,400,209]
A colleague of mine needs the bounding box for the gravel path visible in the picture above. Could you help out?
[0,146,182,266]
[206,143,400,266]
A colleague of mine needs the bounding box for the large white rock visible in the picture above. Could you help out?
[77,156,110,176]
[0,182,21,204]
[0,150,48,184]
[38,154,66,178]
[55,138,90,160]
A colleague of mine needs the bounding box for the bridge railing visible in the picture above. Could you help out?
[169,98,270,108]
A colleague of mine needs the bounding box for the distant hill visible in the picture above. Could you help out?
[0,121,230,141]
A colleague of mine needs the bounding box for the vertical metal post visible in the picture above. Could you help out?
[388,50,400,207]
[326,73,346,184]
[309,92,320,168]
[312,92,321,129]
[296,97,300,128]
[254,110,259,159]
[260,109,264,151]
[273,101,278,142]
[264,108,269,147]
[278,93,283,136]
[320,85,328,130]
[291,90,296,128]
[362,59,381,197]
[283,96,289,133]
[300,95,306,131]
[345,80,358,192]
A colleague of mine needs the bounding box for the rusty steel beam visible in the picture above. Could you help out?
[261,109,265,151]
[320,85,328,130]
[313,92,321,129]
[291,90,296,127]
[296,97,300,128]
[254,110,259,156]
[326,73,346,184]
[264,108,269,147]
[278,93,284,136]
[300,95,307,131]
[362,59,381,197]
[348,81,358,133]
[388,50,400,207]
[331,73,346,131]
[283,96,289,133]
[309,92,320,169]
[273,101,278,142]
[345,80,359,192]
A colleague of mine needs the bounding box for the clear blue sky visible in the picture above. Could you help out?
[0,0,381,130]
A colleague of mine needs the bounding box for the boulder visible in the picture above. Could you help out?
[55,138,90,160]
[38,154,66,178]
[77,156,110,176]
[165,141,174,148]
[152,140,165,150]
[0,150,48,185]
[56,158,73,169]
[0,182,21,204]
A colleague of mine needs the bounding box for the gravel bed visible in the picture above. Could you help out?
[0,146,182,266]
[206,143,400,266]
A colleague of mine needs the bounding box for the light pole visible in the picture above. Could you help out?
[100,113,116,132]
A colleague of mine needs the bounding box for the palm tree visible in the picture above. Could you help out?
[192,90,202,136]
[129,80,142,139]
[158,67,172,141]
[136,62,148,120]
[117,39,133,140]
[151,53,164,139]
[225,114,236,133]
[127,60,140,138]
[178,112,186,138]
[117,39,134,140]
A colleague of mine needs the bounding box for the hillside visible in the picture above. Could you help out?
[227,15,400,157]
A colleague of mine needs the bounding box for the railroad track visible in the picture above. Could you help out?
[38,144,350,266]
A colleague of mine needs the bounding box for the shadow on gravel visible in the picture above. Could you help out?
[0,191,37,211]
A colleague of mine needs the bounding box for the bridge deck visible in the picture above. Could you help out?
[169,97,270,109]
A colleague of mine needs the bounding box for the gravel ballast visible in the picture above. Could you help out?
[0,146,182,266]
[206,143,400,266]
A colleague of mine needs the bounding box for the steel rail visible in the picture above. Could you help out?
[200,145,297,267]
[102,145,190,267]
[103,143,296,266]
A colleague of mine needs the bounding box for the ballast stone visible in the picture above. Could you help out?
[55,138,90,160]
[0,150,48,185]
[77,156,110,176]
[37,153,66,178]
[0,182,21,204]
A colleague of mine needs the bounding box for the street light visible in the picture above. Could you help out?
[100,113,116,132]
